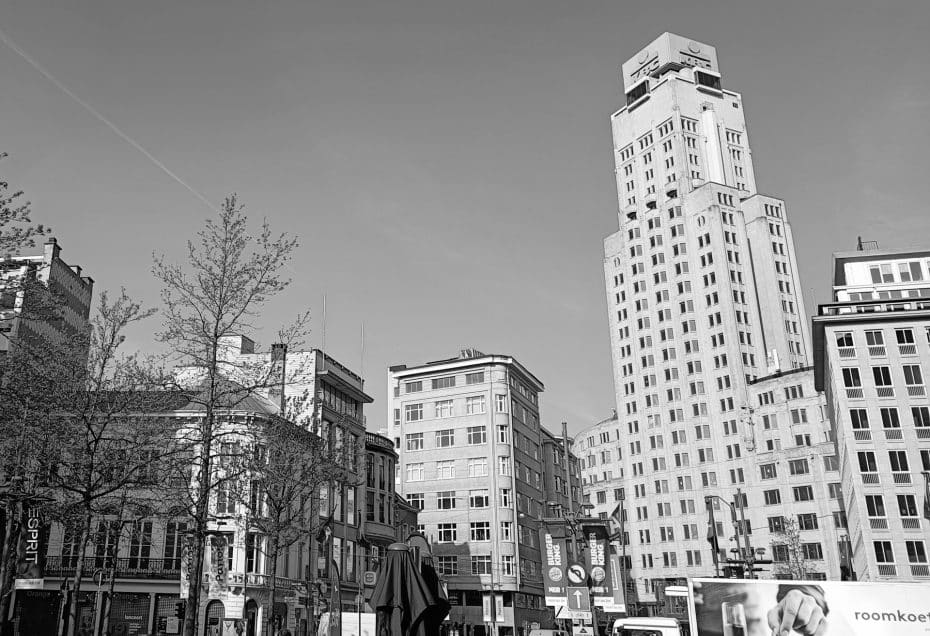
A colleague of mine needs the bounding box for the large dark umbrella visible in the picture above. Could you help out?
[371,543,450,636]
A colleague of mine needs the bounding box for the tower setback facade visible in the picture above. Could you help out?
[600,33,838,604]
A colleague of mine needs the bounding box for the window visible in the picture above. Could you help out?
[866,495,885,517]
[470,522,491,541]
[880,408,900,428]
[889,450,909,472]
[432,376,456,390]
[471,555,492,574]
[792,486,814,502]
[469,490,489,508]
[407,493,424,510]
[435,401,454,419]
[858,451,877,472]
[865,330,885,346]
[914,407,930,427]
[850,409,869,429]
[873,541,894,563]
[466,372,485,385]
[872,366,892,387]
[435,429,455,447]
[498,456,511,476]
[500,521,513,540]
[790,408,808,424]
[437,491,456,509]
[906,541,927,564]
[842,368,861,388]
[405,381,423,393]
[406,463,424,482]
[436,460,455,479]
[896,328,915,345]
[500,488,512,507]
[495,395,507,412]
[436,555,458,575]
[437,523,457,542]
[468,458,488,477]
[760,463,777,479]
[406,433,424,451]
[467,426,487,445]
[763,490,781,505]
[501,555,515,576]
[802,543,824,560]
[898,494,918,518]
[904,365,924,386]
[789,459,810,475]
[466,395,486,415]
[836,332,854,347]
[768,516,786,533]
[405,403,423,422]
[797,513,818,530]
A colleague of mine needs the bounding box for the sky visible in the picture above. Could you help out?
[1,0,929,436]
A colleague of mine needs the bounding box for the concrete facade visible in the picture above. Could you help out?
[599,33,836,603]
[387,351,565,636]
[813,248,930,582]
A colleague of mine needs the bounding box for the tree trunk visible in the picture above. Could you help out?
[268,536,279,636]
[0,505,21,636]
[67,512,93,636]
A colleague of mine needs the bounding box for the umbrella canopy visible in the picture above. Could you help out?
[371,543,450,636]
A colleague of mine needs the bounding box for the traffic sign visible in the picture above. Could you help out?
[566,587,591,612]
[555,606,591,621]
[572,625,594,636]
[566,564,587,586]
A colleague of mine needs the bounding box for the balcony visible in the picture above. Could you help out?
[845,388,864,399]
[917,428,930,440]
[45,557,180,580]
[899,344,917,356]
[906,385,926,397]
[868,345,887,357]
[365,432,395,453]
[838,346,857,359]
[861,473,880,485]
[884,429,903,441]
[877,564,897,577]
[910,564,930,577]
[902,518,921,530]
[892,472,912,485]
[853,429,872,441]
[876,387,895,398]
[868,518,888,530]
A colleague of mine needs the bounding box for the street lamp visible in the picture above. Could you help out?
[704,490,761,578]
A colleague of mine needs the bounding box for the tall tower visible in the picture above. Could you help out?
[601,33,839,604]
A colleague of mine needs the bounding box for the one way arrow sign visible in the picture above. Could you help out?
[566,587,591,611]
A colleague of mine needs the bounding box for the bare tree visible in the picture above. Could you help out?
[153,195,306,636]
[770,517,811,580]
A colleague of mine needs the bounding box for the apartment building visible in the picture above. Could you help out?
[601,33,836,603]
[813,248,930,582]
[387,350,559,636]
[0,236,93,352]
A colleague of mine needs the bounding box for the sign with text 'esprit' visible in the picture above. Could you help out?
[539,530,568,607]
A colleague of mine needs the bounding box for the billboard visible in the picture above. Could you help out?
[539,529,568,607]
[689,578,930,636]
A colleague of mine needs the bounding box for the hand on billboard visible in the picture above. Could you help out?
[766,588,827,636]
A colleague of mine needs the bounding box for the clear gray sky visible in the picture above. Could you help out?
[2,0,929,435]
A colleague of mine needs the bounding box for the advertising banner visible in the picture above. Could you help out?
[15,507,48,589]
[689,578,930,636]
[581,524,617,610]
[539,528,568,607]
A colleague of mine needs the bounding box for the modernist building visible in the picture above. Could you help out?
[813,248,930,582]
[0,236,93,352]
[600,33,838,603]
[388,351,571,636]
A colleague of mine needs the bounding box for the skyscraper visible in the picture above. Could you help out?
[599,33,839,605]
[813,248,930,581]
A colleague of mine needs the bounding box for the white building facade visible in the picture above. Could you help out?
[813,248,930,582]
[600,33,839,604]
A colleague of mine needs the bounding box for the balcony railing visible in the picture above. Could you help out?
[899,344,917,356]
[884,429,903,441]
[838,346,856,359]
[846,388,864,399]
[906,385,926,397]
[853,429,872,441]
[917,428,930,440]
[862,473,880,485]
[868,346,886,357]
[45,557,181,580]
[902,518,921,530]
[868,518,888,530]
[877,564,897,577]
[876,387,895,398]
[910,564,930,577]
[892,472,912,485]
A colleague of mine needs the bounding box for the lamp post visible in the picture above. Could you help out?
[704,490,759,578]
